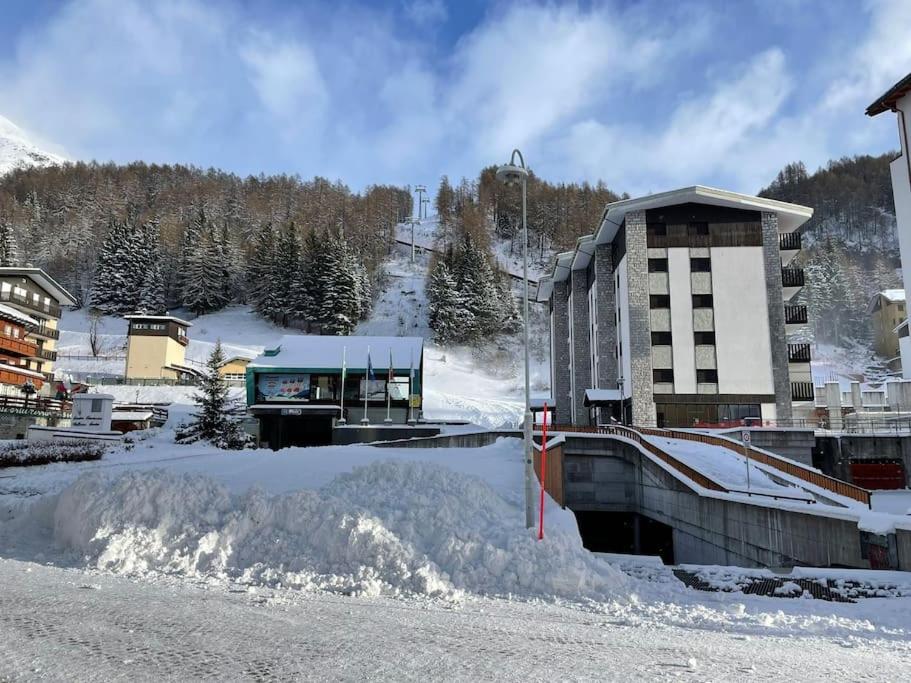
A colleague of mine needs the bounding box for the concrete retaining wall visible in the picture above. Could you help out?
[724,429,816,467]
[373,430,521,449]
[561,435,872,569]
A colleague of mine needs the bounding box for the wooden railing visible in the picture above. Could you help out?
[0,394,71,414]
[644,426,872,507]
[0,334,38,358]
[533,440,565,506]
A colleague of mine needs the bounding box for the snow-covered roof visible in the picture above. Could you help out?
[537,185,813,301]
[124,314,193,327]
[0,362,46,381]
[249,335,424,370]
[219,355,254,366]
[529,397,554,410]
[0,267,76,305]
[0,302,38,328]
[880,289,906,303]
[110,411,154,421]
[584,389,622,405]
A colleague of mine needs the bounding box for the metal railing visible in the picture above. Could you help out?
[779,232,802,250]
[637,425,871,507]
[781,267,805,288]
[32,324,60,340]
[0,291,61,318]
[37,348,57,362]
[787,343,811,363]
[784,305,808,325]
[791,381,814,401]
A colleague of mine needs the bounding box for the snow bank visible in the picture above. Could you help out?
[48,460,628,602]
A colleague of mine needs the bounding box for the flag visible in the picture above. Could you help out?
[367,349,375,381]
[388,347,394,383]
[341,346,347,384]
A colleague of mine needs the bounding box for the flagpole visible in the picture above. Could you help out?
[338,346,347,426]
[361,345,370,425]
[384,346,393,424]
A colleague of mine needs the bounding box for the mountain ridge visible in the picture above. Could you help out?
[0,114,66,176]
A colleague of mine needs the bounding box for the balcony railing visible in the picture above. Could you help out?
[781,267,805,288]
[784,304,808,325]
[788,343,811,363]
[0,291,62,318]
[0,333,38,358]
[37,348,57,362]
[779,232,802,251]
[791,381,815,401]
[32,324,60,340]
[0,394,71,415]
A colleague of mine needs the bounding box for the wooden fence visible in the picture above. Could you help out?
[533,440,565,507]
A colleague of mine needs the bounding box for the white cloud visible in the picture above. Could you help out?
[404,0,448,27]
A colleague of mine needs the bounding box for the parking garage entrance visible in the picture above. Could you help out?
[573,511,675,565]
[253,406,338,449]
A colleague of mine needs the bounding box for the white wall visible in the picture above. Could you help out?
[901,335,911,380]
[892,92,911,378]
[710,246,775,395]
[667,248,696,393]
[617,255,632,398]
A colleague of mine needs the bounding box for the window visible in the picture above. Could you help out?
[690,258,711,272]
[90,399,103,412]
[649,294,670,309]
[696,369,718,384]
[646,222,667,237]
[688,222,709,236]
[694,331,716,345]
[692,294,713,308]
[653,369,674,384]
[647,258,668,273]
[651,331,672,345]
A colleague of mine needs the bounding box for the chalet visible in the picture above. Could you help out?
[0,267,76,438]
[869,290,906,372]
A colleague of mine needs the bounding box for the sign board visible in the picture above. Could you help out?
[281,408,303,416]
[409,394,422,408]
[741,430,751,445]
[257,374,311,401]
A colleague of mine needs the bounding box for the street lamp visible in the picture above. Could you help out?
[496,149,534,530]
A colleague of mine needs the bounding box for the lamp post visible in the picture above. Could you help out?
[496,149,534,530]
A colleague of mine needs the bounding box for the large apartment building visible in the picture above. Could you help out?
[538,186,813,428]
[0,267,76,437]
[867,72,911,378]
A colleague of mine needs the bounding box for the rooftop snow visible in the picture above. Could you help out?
[880,289,906,303]
[0,302,39,328]
[250,335,424,370]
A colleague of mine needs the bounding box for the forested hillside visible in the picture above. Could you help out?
[759,154,902,351]
[0,162,410,333]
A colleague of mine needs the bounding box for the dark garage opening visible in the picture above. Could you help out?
[573,511,675,565]
[259,414,334,449]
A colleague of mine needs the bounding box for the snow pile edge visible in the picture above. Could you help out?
[49,461,629,601]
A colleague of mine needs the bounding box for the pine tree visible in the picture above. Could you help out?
[320,234,363,334]
[137,258,167,314]
[427,258,471,344]
[292,228,323,324]
[182,219,232,315]
[176,341,251,449]
[0,221,18,266]
[89,217,142,314]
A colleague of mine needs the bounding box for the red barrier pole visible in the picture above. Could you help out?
[538,402,548,541]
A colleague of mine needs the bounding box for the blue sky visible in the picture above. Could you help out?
[0,0,908,196]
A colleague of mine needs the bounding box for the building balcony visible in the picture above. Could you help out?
[0,333,38,358]
[0,291,62,319]
[37,348,57,362]
[784,304,808,326]
[779,232,802,251]
[787,343,811,363]
[791,381,814,401]
[0,362,45,390]
[781,267,805,299]
[31,323,60,340]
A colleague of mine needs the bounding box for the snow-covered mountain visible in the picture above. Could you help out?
[0,114,66,176]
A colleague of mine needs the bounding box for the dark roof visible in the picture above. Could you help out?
[866,72,911,116]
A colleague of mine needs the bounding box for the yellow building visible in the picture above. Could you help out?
[124,314,193,380]
[870,290,906,364]
[219,355,252,381]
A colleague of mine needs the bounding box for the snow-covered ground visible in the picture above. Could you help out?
[1,427,910,678]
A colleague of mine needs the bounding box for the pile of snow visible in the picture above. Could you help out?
[20,440,628,602]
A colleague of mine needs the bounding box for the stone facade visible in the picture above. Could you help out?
[551,280,572,424]
[571,268,592,424]
[624,210,656,426]
[761,211,793,420]
[593,244,617,392]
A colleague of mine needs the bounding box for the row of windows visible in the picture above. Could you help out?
[650,331,716,346]
[653,369,718,384]
[647,257,711,273]
[647,222,709,237]
[649,294,713,309]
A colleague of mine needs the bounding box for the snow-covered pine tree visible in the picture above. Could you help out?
[247,222,278,317]
[497,272,522,335]
[137,258,167,315]
[89,217,139,314]
[273,224,300,326]
[182,222,231,315]
[319,234,362,334]
[292,228,323,325]
[176,341,251,449]
[0,221,19,266]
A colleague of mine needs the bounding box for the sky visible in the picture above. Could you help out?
[0,0,909,197]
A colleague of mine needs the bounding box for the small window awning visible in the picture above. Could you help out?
[529,397,554,410]
[583,389,622,406]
